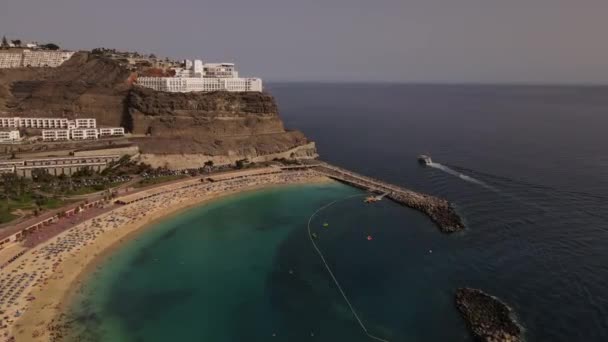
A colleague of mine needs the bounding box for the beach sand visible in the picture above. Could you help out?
[1,170,330,342]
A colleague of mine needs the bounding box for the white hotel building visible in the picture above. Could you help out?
[71,128,99,140]
[0,116,125,142]
[0,117,97,129]
[137,59,262,93]
[42,129,70,141]
[99,127,125,137]
[0,130,20,143]
[0,50,74,68]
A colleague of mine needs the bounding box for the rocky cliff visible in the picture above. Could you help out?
[0,52,317,165]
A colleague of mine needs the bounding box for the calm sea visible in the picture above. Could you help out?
[66,84,608,341]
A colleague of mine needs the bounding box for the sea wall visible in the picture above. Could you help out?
[136,142,318,169]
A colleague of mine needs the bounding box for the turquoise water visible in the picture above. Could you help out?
[64,182,472,341]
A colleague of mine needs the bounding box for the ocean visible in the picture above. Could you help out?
[65,84,608,341]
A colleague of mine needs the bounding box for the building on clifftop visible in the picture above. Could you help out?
[136,59,262,92]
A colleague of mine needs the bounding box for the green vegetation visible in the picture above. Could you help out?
[134,175,186,188]
[0,190,70,225]
[0,207,18,224]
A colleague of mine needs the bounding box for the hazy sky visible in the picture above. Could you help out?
[2,0,607,83]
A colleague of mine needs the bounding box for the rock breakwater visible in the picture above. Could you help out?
[455,288,523,342]
[313,162,465,233]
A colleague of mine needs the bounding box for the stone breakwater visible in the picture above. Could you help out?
[455,288,523,342]
[313,163,465,233]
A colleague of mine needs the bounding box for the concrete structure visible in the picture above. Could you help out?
[0,53,23,68]
[42,126,123,141]
[74,118,97,129]
[137,76,262,92]
[0,130,20,143]
[0,50,74,68]
[74,145,139,157]
[0,117,97,129]
[42,129,70,141]
[71,128,99,140]
[137,58,262,93]
[0,155,121,178]
[203,63,238,78]
[17,117,69,129]
[99,127,125,137]
[0,117,18,128]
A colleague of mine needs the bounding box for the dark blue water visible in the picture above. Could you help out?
[68,84,608,341]
[270,83,608,341]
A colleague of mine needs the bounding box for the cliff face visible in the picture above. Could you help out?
[127,86,285,137]
[0,52,317,164]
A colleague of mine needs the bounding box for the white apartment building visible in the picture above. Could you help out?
[137,77,262,93]
[0,130,20,143]
[74,118,97,129]
[0,117,18,128]
[17,117,69,129]
[0,53,23,68]
[203,63,238,78]
[0,117,96,129]
[0,50,74,68]
[22,50,74,68]
[137,58,261,93]
[0,117,68,129]
[42,129,70,141]
[71,128,99,140]
[99,127,125,137]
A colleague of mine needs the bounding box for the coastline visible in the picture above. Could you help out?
[7,171,332,342]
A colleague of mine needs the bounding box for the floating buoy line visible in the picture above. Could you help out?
[306,194,390,342]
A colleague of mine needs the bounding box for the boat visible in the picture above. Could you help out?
[311,232,319,240]
[417,154,432,166]
[364,196,380,203]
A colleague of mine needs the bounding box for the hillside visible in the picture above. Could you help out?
[0,52,317,165]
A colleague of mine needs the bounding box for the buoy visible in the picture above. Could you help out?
[429,249,433,253]
[367,235,373,241]
[289,269,294,275]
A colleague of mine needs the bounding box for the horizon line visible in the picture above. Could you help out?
[265,80,608,87]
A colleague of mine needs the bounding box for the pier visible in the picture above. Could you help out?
[309,162,465,233]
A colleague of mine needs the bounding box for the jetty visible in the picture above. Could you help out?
[296,162,464,233]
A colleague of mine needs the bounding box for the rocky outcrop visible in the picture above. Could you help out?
[455,288,523,342]
[126,86,286,138]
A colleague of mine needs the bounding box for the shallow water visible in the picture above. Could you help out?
[67,84,608,341]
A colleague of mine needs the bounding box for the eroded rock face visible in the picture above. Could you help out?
[126,86,286,138]
[455,288,523,342]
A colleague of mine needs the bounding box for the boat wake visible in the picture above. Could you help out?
[428,162,498,192]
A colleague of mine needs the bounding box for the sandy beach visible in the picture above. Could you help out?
[0,169,330,342]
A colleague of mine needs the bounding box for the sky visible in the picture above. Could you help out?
[2,0,608,84]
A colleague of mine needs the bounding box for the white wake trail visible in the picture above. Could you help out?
[428,162,498,191]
